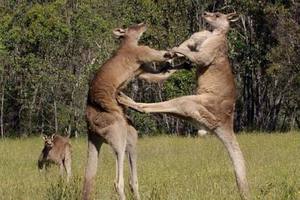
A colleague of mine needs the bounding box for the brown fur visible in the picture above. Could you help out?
[117,12,250,200]
[38,134,71,181]
[83,23,171,200]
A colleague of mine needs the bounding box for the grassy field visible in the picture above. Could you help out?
[0,132,299,200]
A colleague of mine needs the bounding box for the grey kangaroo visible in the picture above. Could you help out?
[38,134,72,182]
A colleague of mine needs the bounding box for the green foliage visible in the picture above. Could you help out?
[127,110,159,135]
[0,0,299,136]
[163,69,196,98]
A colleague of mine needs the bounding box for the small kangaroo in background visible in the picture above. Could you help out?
[38,134,72,182]
[83,22,173,200]
[118,12,250,200]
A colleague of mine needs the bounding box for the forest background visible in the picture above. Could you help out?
[0,0,299,137]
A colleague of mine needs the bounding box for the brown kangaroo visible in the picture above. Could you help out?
[83,22,173,200]
[38,134,72,182]
[117,12,250,200]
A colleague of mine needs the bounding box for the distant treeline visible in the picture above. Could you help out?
[0,0,299,137]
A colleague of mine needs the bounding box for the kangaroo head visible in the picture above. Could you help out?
[202,12,239,32]
[42,134,55,148]
[113,22,147,43]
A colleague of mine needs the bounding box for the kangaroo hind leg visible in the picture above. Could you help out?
[126,125,140,200]
[82,133,103,200]
[106,123,127,200]
[214,127,250,200]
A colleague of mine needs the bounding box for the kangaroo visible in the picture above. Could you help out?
[117,12,250,200]
[83,22,173,200]
[38,134,71,182]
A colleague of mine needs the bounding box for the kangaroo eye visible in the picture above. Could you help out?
[216,14,220,18]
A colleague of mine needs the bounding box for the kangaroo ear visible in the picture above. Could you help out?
[229,16,239,22]
[50,134,55,141]
[227,12,239,22]
[113,28,126,38]
[42,134,47,141]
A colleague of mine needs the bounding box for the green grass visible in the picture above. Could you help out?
[0,132,300,200]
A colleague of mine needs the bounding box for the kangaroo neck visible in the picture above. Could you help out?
[212,28,228,35]
[121,37,138,47]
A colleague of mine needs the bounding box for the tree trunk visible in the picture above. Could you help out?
[289,106,297,131]
[0,75,5,138]
[29,86,39,135]
[51,87,58,133]
[54,99,58,133]
[157,84,170,131]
